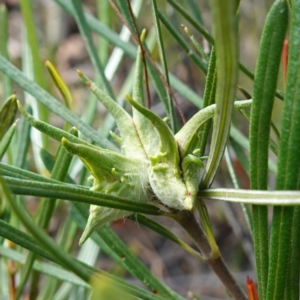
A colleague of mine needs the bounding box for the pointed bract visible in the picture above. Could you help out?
[127,94,194,210]
[132,41,159,157]
[175,99,252,157]
[77,71,146,160]
[18,52,252,244]
[62,138,151,242]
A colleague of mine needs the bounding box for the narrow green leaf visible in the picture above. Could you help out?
[186,0,204,24]
[0,162,64,184]
[45,60,73,110]
[39,148,74,184]
[40,127,77,228]
[16,100,118,153]
[0,219,53,261]
[176,100,251,158]
[71,0,114,97]
[0,56,117,151]
[5,177,171,217]
[158,12,207,76]
[198,48,216,156]
[20,0,49,142]
[250,0,287,189]
[19,0,47,90]
[200,0,238,188]
[1,247,88,287]
[55,0,136,57]
[71,203,185,300]
[39,154,181,299]
[0,176,92,283]
[0,222,165,300]
[166,0,284,101]
[166,0,213,44]
[224,147,253,233]
[96,0,111,65]
[0,94,17,140]
[229,137,249,175]
[13,105,32,169]
[55,0,203,108]
[198,189,300,205]
[17,126,77,295]
[115,0,135,32]
[0,122,17,160]
[249,1,288,298]
[38,216,79,299]
[95,228,183,300]
[182,25,209,62]
[0,4,12,99]
[151,0,176,132]
[268,1,300,299]
[284,206,300,300]
[129,214,205,262]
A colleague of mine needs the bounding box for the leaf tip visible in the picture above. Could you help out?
[140,29,146,42]
[61,137,68,145]
[16,100,22,109]
[125,93,134,104]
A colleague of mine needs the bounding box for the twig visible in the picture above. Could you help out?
[176,210,247,300]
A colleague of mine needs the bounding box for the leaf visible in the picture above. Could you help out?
[176,100,251,158]
[4,177,170,216]
[126,94,178,165]
[0,4,12,99]
[127,95,194,210]
[17,100,117,152]
[249,1,288,297]
[71,0,113,97]
[0,94,17,140]
[55,0,202,109]
[199,188,300,205]
[128,214,205,262]
[77,71,146,159]
[71,203,185,300]
[0,224,165,300]
[268,1,300,299]
[132,36,160,158]
[0,122,17,160]
[45,60,73,110]
[150,0,176,132]
[0,56,117,151]
[0,246,88,287]
[0,162,63,184]
[200,0,238,188]
[0,176,92,283]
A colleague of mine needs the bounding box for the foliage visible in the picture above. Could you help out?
[0,0,300,299]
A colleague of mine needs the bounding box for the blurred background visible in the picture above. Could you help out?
[1,0,283,298]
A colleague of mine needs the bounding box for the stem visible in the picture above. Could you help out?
[176,210,247,300]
